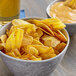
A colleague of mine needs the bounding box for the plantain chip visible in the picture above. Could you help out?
[15,28,24,49]
[41,36,60,47]
[6,32,15,51]
[26,45,39,56]
[6,28,24,51]
[32,45,51,54]
[32,39,43,45]
[27,19,54,36]
[0,34,7,43]
[38,27,52,36]
[22,34,33,46]
[40,53,56,60]
[54,42,66,53]
[54,30,67,42]
[12,19,30,28]
[36,28,43,38]
[12,48,21,57]
[33,57,42,61]
[41,18,66,30]
[6,51,16,57]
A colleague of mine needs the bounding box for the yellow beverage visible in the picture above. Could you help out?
[0,0,20,25]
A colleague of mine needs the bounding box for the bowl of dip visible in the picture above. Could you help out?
[46,0,76,36]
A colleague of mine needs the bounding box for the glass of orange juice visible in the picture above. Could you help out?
[0,0,20,25]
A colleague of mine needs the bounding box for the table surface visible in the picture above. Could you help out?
[0,0,76,76]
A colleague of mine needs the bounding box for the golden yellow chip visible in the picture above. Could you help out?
[32,39,43,45]
[24,54,37,60]
[40,53,56,60]
[54,30,67,42]
[40,47,55,59]
[6,51,16,57]
[41,18,66,30]
[6,28,24,51]
[54,50,59,55]
[33,45,51,54]
[38,27,52,36]
[36,28,43,38]
[15,28,24,49]
[12,19,36,34]
[6,32,15,51]
[26,45,39,56]
[12,19,30,28]
[27,19,54,36]
[0,35,7,43]
[33,57,42,61]
[54,42,66,52]
[49,47,55,54]
[36,22,54,36]
[41,34,49,38]
[23,24,36,34]
[64,0,76,9]
[27,54,42,61]
[22,34,33,46]
[20,53,29,60]
[6,26,14,36]
[42,36,60,47]
[12,48,21,57]
[30,32,39,38]
[29,32,40,41]
[26,19,41,25]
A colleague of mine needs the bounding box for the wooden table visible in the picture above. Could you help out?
[0,0,76,76]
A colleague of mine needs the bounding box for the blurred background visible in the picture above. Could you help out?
[0,0,76,76]
[21,0,53,17]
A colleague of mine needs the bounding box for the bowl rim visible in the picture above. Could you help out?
[0,17,70,63]
[46,0,76,25]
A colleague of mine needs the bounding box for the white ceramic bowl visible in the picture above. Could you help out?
[0,18,70,76]
[46,0,76,36]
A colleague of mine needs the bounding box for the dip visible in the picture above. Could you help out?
[50,2,76,23]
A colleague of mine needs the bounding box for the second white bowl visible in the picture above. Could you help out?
[46,0,76,36]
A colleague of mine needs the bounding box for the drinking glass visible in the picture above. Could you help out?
[0,0,20,25]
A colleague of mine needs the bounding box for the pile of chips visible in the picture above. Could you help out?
[0,18,67,61]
